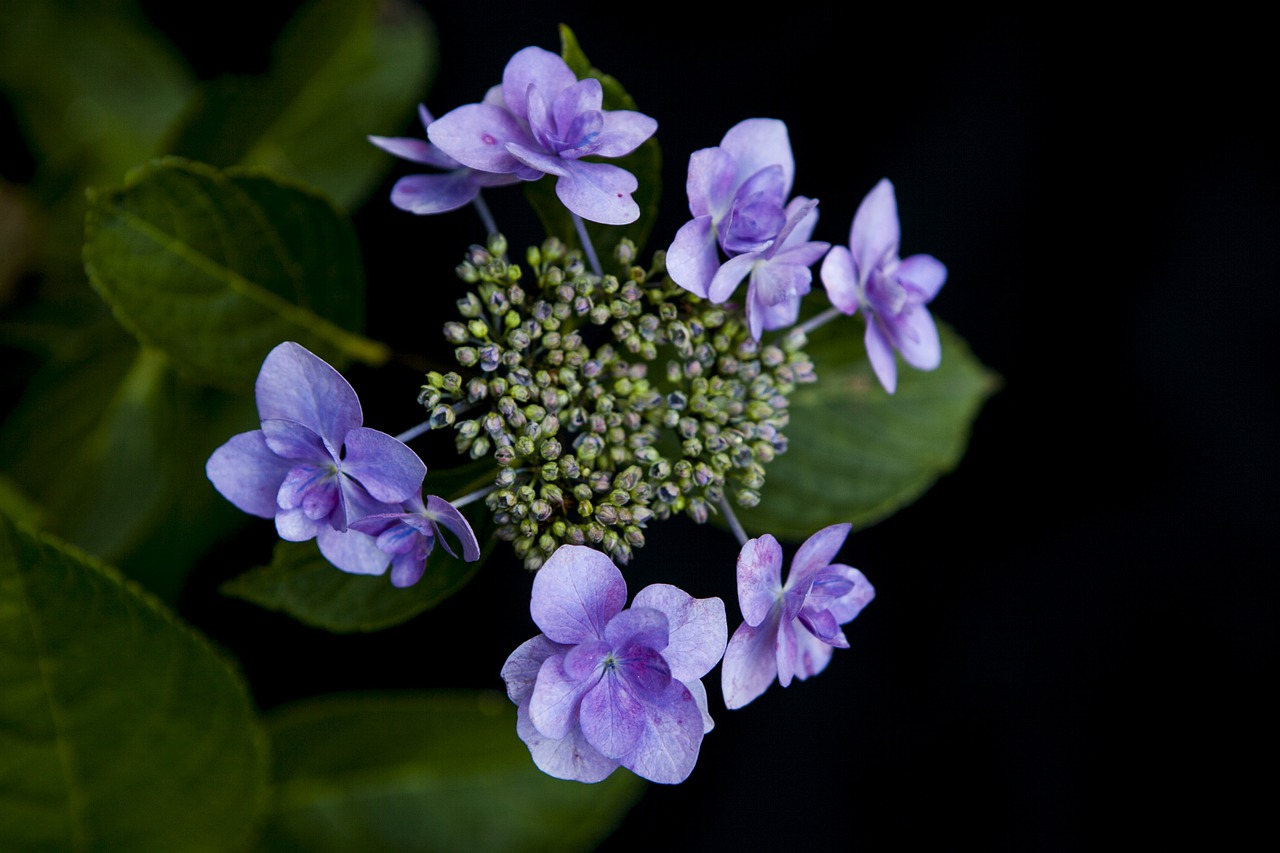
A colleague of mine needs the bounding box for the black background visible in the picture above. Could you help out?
[141,2,1278,850]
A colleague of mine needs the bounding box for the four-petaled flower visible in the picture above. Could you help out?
[368,104,520,215]
[820,178,948,393]
[721,524,875,709]
[501,545,727,783]
[205,341,426,574]
[350,490,481,587]
[427,46,657,225]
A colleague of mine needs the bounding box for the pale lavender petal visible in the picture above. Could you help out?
[341,428,426,504]
[255,342,361,448]
[593,110,657,158]
[261,418,332,462]
[275,507,323,542]
[685,146,737,218]
[820,245,859,315]
[707,252,759,304]
[768,197,819,256]
[553,160,640,225]
[505,140,566,177]
[850,178,900,277]
[563,639,611,680]
[631,585,727,682]
[580,673,646,760]
[685,677,715,734]
[316,525,389,576]
[502,634,569,705]
[824,566,876,625]
[427,103,532,174]
[551,78,603,142]
[516,702,618,783]
[749,257,812,309]
[206,430,294,518]
[389,173,480,214]
[367,134,455,169]
[524,84,556,152]
[891,306,942,371]
[789,622,836,680]
[772,239,830,270]
[666,216,719,298]
[603,606,668,651]
[788,523,852,590]
[719,118,794,198]
[502,46,577,119]
[620,679,706,784]
[865,315,899,394]
[276,463,339,522]
[719,165,787,253]
[531,545,627,644]
[529,654,598,739]
[389,550,428,588]
[737,534,784,627]
[720,616,780,710]
[748,285,802,341]
[423,494,481,561]
[776,615,800,688]
[896,253,948,301]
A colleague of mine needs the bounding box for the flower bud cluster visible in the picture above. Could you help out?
[420,234,816,569]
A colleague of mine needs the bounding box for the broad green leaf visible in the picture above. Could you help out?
[165,0,435,209]
[0,513,269,853]
[222,463,498,632]
[83,157,389,391]
[524,25,662,267]
[256,691,645,853]
[736,319,998,539]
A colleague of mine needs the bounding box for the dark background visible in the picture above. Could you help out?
[147,2,1278,850]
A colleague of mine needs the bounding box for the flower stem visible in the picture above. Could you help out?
[395,420,432,444]
[718,496,750,547]
[450,483,499,509]
[794,305,844,337]
[472,194,498,237]
[571,212,603,277]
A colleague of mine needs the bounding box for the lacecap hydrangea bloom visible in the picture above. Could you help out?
[820,178,947,393]
[721,523,875,709]
[426,46,657,225]
[501,545,727,783]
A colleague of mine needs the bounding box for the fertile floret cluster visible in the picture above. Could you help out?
[417,234,817,569]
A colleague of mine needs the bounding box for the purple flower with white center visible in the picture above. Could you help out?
[349,490,481,587]
[368,104,520,216]
[721,523,875,710]
[426,46,657,225]
[501,545,727,784]
[205,341,426,575]
[820,178,948,393]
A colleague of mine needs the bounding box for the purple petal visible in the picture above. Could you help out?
[427,103,532,174]
[890,305,942,371]
[685,677,715,734]
[720,616,780,710]
[820,245,859,315]
[603,607,668,651]
[206,430,294,518]
[747,284,802,341]
[685,146,737,218]
[564,639,611,681]
[865,314,899,394]
[737,535,784,627]
[275,507,323,542]
[797,606,848,648]
[776,615,800,687]
[531,545,627,644]
[255,342,362,450]
[505,140,564,177]
[423,494,481,561]
[529,654,598,740]
[367,134,457,169]
[631,584,727,682]
[515,701,618,783]
[316,526,390,576]
[261,418,332,463]
[824,566,876,625]
[551,78,603,144]
[789,621,837,680]
[719,118,794,199]
[618,644,672,694]
[341,428,426,504]
[896,253,948,301]
[580,672,647,760]
[619,679,706,784]
[389,550,428,588]
[276,463,340,523]
[553,160,640,225]
[389,173,480,214]
[502,46,577,119]
[749,256,812,310]
[593,110,657,158]
[502,634,569,705]
[788,523,852,591]
[850,178,900,279]
[666,215,719,298]
[707,251,758,304]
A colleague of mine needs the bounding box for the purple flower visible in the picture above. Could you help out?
[501,545,727,784]
[426,47,657,225]
[820,178,948,393]
[349,491,481,587]
[205,341,426,575]
[667,118,827,338]
[720,524,875,710]
[368,104,520,215]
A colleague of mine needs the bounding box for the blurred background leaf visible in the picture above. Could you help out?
[0,513,269,852]
[255,691,644,853]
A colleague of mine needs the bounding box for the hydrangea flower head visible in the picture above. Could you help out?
[721,523,875,709]
[501,545,727,783]
[205,341,426,573]
[820,178,947,393]
[368,104,520,215]
[426,47,657,225]
[349,490,481,587]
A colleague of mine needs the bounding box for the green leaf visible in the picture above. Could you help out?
[256,691,645,853]
[736,318,999,539]
[83,157,389,391]
[222,464,498,632]
[0,513,269,853]
[165,0,435,210]
[523,25,662,266]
